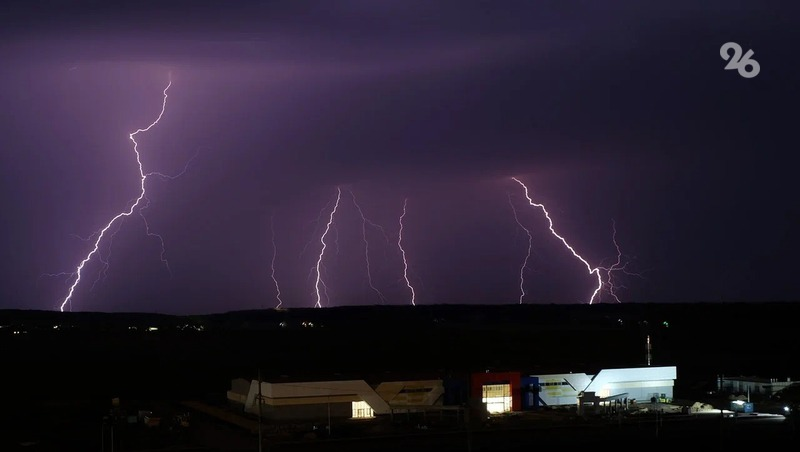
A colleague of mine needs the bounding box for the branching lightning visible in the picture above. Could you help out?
[349,189,390,305]
[137,151,197,276]
[398,198,416,306]
[511,176,630,304]
[508,194,533,304]
[313,187,342,308]
[270,213,284,309]
[57,78,179,312]
[50,149,198,302]
[300,199,333,259]
[596,220,638,303]
[89,221,124,292]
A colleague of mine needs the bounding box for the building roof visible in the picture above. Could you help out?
[242,369,452,385]
[722,376,794,384]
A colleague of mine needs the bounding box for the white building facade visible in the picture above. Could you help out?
[235,378,444,421]
[531,366,677,406]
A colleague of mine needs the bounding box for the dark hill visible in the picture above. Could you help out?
[2,301,798,402]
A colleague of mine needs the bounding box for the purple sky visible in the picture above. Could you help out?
[0,1,797,314]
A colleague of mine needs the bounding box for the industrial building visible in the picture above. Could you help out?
[234,377,445,421]
[228,365,677,422]
[465,366,677,414]
[532,366,677,407]
[469,371,522,413]
[717,375,796,397]
[227,377,250,405]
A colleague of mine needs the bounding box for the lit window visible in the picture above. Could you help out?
[351,400,374,419]
[482,384,512,413]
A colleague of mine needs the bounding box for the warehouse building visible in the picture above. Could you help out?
[228,365,677,422]
[465,366,677,413]
[717,375,795,397]
[532,366,677,408]
[226,377,250,406]
[236,377,444,421]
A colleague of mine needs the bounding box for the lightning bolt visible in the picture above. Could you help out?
[508,194,533,304]
[269,213,284,309]
[348,189,390,305]
[49,148,198,302]
[313,187,342,308]
[89,221,124,292]
[332,222,341,255]
[398,198,416,306]
[596,220,638,304]
[300,199,334,258]
[600,222,624,303]
[137,152,196,275]
[512,176,624,305]
[57,77,177,312]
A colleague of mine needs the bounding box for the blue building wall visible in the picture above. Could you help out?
[520,376,540,410]
[444,377,469,405]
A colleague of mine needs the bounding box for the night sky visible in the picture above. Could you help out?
[0,1,797,314]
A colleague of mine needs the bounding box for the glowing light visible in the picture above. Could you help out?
[482,384,513,413]
[58,78,176,312]
[349,189,390,305]
[398,198,416,306]
[270,213,284,309]
[313,187,342,308]
[351,400,375,419]
[511,176,629,304]
[508,194,533,304]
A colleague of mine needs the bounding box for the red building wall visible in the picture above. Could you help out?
[470,371,522,412]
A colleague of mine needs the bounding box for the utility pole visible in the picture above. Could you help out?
[327,397,331,436]
[258,368,263,452]
[466,408,473,452]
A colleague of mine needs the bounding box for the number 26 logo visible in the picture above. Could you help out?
[720,42,760,78]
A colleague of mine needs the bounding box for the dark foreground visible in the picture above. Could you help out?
[3,401,798,452]
[2,302,800,450]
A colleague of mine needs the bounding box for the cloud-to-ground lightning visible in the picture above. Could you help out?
[511,177,630,304]
[300,198,334,259]
[398,198,416,306]
[137,153,197,276]
[57,78,177,312]
[348,189,390,305]
[313,187,342,308]
[596,220,639,303]
[508,194,533,304]
[270,213,284,309]
[48,148,198,300]
[89,221,124,291]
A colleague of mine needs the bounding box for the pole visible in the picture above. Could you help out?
[720,405,725,449]
[466,407,472,452]
[655,410,659,439]
[258,368,263,452]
